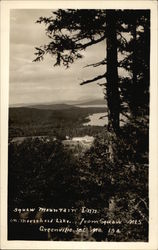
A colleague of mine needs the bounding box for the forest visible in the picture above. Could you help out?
[8,9,150,241]
[9,105,105,139]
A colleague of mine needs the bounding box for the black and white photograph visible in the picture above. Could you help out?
[0,1,158,249]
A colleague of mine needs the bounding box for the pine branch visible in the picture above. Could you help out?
[33,35,106,66]
[80,74,106,85]
[77,35,106,50]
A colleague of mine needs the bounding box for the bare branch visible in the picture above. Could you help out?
[84,59,107,68]
[99,114,108,119]
[97,82,106,87]
[80,73,106,85]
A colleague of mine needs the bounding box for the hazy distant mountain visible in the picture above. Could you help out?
[10,99,106,109]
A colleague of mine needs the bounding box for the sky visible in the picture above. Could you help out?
[9,9,108,106]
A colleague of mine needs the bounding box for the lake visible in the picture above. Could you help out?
[84,113,128,127]
[83,113,108,126]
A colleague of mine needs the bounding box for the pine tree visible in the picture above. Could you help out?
[34,9,120,133]
[34,9,150,133]
[117,10,150,120]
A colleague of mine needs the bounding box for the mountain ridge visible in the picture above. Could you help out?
[10,98,106,108]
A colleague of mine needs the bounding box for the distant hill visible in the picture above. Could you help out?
[9,106,106,126]
[10,99,106,109]
[28,104,77,110]
[9,105,106,138]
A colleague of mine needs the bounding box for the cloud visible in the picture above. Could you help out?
[10,9,106,105]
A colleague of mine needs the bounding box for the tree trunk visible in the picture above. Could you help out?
[106,10,120,134]
[131,18,137,118]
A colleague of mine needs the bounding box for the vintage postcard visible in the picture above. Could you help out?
[0,1,158,249]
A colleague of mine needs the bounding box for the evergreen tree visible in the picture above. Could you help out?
[33,9,120,133]
[34,9,150,133]
[117,10,150,120]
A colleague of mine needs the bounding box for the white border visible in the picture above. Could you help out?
[1,1,158,249]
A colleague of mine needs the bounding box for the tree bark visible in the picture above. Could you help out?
[106,10,120,134]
